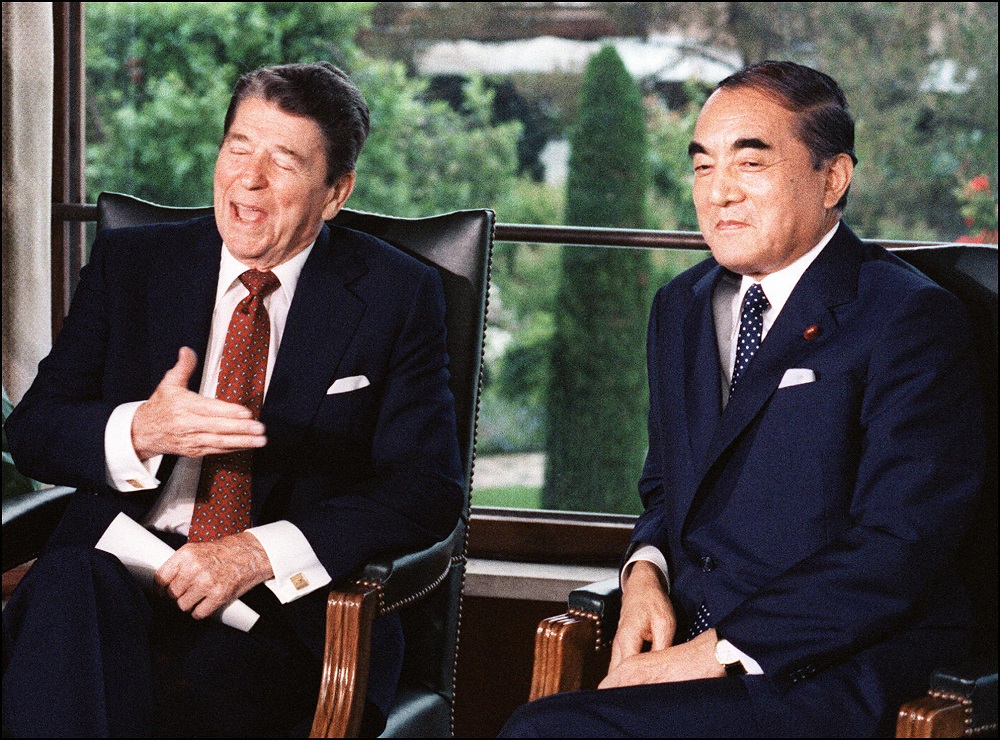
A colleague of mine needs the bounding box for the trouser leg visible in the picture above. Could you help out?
[500,677,759,738]
[148,585,321,738]
[3,546,155,737]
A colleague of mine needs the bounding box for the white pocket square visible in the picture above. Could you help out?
[326,375,370,394]
[778,368,816,389]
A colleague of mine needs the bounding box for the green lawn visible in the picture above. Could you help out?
[471,484,542,509]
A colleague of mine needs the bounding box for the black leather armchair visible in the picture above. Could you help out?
[1,192,496,738]
[529,243,998,739]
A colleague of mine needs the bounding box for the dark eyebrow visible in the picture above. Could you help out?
[224,132,307,164]
[688,138,772,158]
[733,137,772,151]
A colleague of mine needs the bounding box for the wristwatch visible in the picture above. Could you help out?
[715,638,748,675]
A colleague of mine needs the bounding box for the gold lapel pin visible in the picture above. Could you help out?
[803,324,822,341]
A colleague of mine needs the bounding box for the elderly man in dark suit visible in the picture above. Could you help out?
[502,61,983,738]
[3,62,463,737]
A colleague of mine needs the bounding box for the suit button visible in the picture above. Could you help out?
[700,556,716,572]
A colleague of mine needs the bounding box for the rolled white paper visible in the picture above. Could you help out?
[95,512,260,632]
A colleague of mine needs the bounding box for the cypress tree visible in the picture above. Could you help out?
[542,46,651,514]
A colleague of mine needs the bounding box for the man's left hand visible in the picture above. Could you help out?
[598,628,726,689]
[155,531,274,619]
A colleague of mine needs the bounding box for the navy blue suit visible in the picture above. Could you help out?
[506,224,983,738]
[4,215,464,736]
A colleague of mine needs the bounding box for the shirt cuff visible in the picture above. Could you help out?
[248,520,332,603]
[621,543,670,592]
[104,401,162,491]
[715,638,764,675]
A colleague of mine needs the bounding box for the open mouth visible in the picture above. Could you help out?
[232,202,266,223]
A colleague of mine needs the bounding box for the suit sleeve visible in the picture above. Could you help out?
[285,266,464,584]
[6,230,122,491]
[630,287,675,572]
[715,282,984,687]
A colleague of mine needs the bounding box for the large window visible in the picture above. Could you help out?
[55,2,999,527]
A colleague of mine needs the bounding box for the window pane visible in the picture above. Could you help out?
[81,2,997,517]
[475,243,705,514]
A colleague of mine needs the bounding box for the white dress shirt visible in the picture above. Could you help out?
[712,224,836,406]
[103,242,331,603]
[624,222,842,672]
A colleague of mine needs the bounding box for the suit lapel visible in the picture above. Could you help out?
[698,225,863,493]
[683,264,725,475]
[144,216,220,485]
[146,217,220,392]
[253,225,368,513]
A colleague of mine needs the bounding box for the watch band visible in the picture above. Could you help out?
[715,638,748,675]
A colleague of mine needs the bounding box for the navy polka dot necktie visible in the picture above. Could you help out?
[189,269,280,542]
[687,601,712,640]
[730,282,769,395]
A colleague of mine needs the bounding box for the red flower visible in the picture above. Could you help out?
[969,175,990,193]
[957,229,999,245]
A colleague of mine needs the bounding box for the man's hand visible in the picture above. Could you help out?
[155,531,274,620]
[599,628,726,689]
[608,560,677,672]
[131,347,267,460]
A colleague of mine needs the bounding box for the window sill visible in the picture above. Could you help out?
[468,507,634,566]
[464,558,618,603]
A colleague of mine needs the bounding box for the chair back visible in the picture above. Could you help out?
[97,191,495,735]
[891,243,998,657]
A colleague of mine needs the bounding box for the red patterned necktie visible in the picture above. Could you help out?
[188,269,281,542]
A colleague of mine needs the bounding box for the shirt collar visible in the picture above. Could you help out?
[738,221,840,313]
[216,241,315,304]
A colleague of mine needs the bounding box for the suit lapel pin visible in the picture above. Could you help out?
[803,324,822,341]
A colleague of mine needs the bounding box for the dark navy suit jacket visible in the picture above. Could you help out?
[633,223,983,734]
[6,215,464,707]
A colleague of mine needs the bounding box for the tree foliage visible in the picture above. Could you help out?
[541,46,651,514]
[351,64,521,216]
[623,2,998,241]
[647,82,704,232]
[86,2,370,206]
[812,2,998,239]
[85,2,522,217]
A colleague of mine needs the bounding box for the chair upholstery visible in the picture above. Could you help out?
[2,191,495,738]
[529,243,998,739]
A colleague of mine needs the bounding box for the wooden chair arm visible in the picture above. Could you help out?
[529,578,620,702]
[896,651,998,738]
[528,611,601,701]
[896,692,971,737]
[309,535,461,737]
[310,583,381,738]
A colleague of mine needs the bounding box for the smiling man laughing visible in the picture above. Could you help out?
[4,62,463,738]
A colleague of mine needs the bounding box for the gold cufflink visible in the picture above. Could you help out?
[290,572,309,590]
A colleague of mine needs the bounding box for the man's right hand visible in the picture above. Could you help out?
[607,559,677,672]
[131,347,267,460]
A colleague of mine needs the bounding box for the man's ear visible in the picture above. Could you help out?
[322,171,357,221]
[823,153,854,210]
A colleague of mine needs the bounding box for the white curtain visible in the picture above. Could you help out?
[2,2,54,403]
